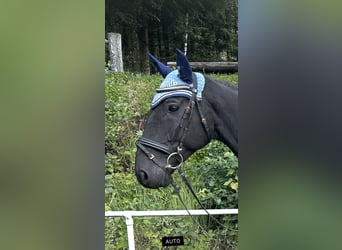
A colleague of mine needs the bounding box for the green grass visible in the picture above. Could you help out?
[105,72,238,249]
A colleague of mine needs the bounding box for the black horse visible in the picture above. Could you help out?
[135,49,238,188]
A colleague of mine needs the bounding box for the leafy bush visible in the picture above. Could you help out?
[105,73,160,172]
[186,141,238,247]
[105,72,238,249]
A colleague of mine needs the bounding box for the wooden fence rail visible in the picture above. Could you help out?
[167,61,238,73]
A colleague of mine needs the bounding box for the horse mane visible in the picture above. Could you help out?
[204,75,238,91]
[202,74,238,155]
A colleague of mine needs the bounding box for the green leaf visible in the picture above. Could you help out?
[230,182,238,191]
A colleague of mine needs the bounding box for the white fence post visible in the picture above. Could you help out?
[125,215,135,250]
[107,32,123,72]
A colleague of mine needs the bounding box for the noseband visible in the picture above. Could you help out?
[136,74,211,171]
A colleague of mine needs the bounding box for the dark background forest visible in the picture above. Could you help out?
[105,0,238,72]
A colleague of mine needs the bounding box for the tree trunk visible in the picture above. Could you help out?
[144,24,150,74]
[108,33,123,72]
[184,13,189,55]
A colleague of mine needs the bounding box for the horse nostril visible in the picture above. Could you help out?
[139,170,148,182]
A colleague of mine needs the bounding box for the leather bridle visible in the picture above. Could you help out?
[136,73,211,172]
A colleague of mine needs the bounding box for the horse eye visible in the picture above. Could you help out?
[168,104,179,112]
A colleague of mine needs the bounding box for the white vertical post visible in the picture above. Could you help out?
[108,32,123,72]
[125,215,135,250]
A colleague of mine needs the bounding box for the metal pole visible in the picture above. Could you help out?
[125,215,135,250]
[106,209,238,217]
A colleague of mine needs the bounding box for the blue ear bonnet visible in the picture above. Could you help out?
[151,70,205,108]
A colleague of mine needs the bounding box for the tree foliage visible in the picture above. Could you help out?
[105,0,238,72]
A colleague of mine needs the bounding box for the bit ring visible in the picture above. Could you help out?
[165,152,184,169]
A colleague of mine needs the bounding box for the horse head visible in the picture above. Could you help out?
[135,49,213,188]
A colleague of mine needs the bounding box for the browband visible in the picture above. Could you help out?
[156,85,192,93]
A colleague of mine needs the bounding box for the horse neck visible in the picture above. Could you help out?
[202,76,238,156]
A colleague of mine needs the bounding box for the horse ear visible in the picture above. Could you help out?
[176,48,192,84]
[147,52,172,78]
